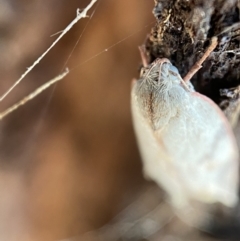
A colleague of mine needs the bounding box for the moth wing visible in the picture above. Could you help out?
[192,92,239,206]
[132,78,239,207]
[131,84,191,207]
[154,91,239,207]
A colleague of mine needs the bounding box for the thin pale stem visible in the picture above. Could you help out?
[183,36,218,82]
[0,0,97,101]
[0,69,69,120]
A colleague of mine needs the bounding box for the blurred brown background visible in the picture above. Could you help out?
[0,0,155,240]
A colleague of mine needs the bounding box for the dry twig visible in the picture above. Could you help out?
[183,37,218,82]
[0,0,97,101]
[0,69,69,120]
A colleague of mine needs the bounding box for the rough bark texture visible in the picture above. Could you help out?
[146,0,240,105]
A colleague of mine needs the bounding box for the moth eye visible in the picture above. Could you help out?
[169,65,179,75]
[169,70,178,77]
[140,68,147,76]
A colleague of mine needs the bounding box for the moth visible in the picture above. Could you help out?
[131,38,239,210]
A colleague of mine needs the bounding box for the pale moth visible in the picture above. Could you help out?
[131,37,239,210]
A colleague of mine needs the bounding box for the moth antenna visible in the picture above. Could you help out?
[183,37,218,82]
[138,46,149,67]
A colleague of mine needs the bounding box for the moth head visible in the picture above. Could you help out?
[139,58,182,87]
[133,58,193,129]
